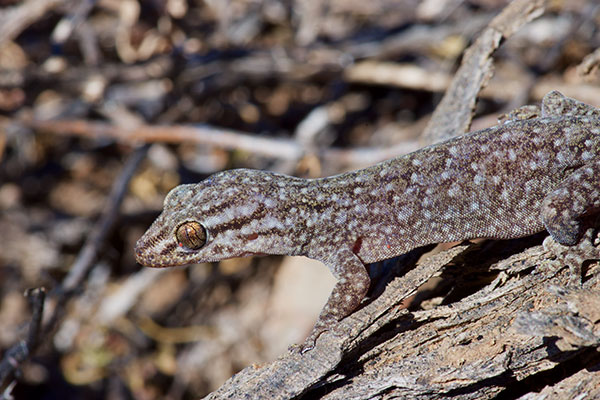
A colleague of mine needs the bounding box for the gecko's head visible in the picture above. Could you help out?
[135,169,299,268]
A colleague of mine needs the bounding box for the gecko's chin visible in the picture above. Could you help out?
[135,253,191,268]
[134,250,166,268]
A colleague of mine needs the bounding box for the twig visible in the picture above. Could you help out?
[0,0,67,47]
[27,119,303,160]
[344,60,544,104]
[51,0,100,65]
[0,145,148,391]
[42,144,148,336]
[51,0,96,45]
[24,119,422,170]
[1,381,16,400]
[421,0,547,145]
[0,288,46,390]
[62,144,149,291]
[345,61,451,92]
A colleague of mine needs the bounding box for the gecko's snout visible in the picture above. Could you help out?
[134,237,149,265]
[134,234,163,268]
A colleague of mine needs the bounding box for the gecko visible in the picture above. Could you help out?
[135,91,600,352]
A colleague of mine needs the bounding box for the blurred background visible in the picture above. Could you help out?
[1,0,600,398]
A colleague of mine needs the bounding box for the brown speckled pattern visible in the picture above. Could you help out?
[135,91,600,352]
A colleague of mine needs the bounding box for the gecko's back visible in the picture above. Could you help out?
[309,115,600,264]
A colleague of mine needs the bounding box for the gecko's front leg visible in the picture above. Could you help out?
[542,160,600,279]
[296,247,370,353]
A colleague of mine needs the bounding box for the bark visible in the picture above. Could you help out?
[203,236,600,399]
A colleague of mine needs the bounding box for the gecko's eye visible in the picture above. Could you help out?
[175,221,207,250]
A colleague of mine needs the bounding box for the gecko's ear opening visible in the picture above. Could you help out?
[175,221,207,250]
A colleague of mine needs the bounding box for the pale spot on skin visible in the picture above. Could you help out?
[448,186,460,197]
[264,198,276,208]
[405,187,416,196]
[529,160,538,169]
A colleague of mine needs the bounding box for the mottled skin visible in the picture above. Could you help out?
[135,91,600,352]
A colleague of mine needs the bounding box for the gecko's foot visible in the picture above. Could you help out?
[288,340,315,355]
[543,228,600,282]
[498,104,541,123]
[288,337,318,355]
[287,342,314,355]
[287,343,302,354]
[288,328,328,354]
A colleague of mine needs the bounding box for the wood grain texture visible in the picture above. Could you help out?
[203,238,600,399]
